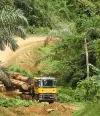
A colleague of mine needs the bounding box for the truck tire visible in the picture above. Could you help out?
[49,100,54,104]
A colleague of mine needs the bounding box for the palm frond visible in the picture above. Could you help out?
[10,26,26,39]
[0,8,28,51]
[13,9,28,26]
[0,9,28,28]
[0,65,11,87]
[0,29,18,51]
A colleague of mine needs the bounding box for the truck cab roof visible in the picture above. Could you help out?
[34,77,56,80]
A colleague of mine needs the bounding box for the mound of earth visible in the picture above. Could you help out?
[0,102,79,116]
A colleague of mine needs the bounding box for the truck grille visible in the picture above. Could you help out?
[39,94,56,100]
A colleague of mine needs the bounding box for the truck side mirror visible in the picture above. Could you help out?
[34,80,38,88]
[34,80,37,83]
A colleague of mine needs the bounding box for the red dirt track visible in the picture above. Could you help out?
[0,36,47,65]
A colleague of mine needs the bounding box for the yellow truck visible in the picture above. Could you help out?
[32,77,57,103]
[10,73,57,103]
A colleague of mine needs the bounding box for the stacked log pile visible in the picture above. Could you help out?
[10,72,31,90]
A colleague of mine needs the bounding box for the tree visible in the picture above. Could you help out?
[0,0,14,10]
[0,8,28,87]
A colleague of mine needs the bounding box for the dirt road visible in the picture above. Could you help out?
[0,36,47,65]
[0,101,80,116]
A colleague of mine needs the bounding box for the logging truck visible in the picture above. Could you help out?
[9,73,57,103]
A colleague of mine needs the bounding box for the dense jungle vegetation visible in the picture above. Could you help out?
[0,0,100,115]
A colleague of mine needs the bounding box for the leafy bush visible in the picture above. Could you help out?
[75,76,100,101]
[34,27,50,35]
[57,86,75,103]
[0,96,38,108]
[80,100,100,116]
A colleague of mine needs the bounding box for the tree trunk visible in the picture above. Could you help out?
[11,72,29,82]
[84,38,89,78]
[10,79,30,90]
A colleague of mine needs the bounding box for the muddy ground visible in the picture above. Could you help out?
[0,101,79,116]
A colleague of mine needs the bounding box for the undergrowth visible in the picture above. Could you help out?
[80,100,100,116]
[0,96,38,108]
[75,76,100,102]
[57,86,75,103]
[73,100,100,116]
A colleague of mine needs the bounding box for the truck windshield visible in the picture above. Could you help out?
[41,79,56,88]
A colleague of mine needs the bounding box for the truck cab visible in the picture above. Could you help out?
[33,77,57,103]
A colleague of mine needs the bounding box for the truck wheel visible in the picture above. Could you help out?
[49,101,54,104]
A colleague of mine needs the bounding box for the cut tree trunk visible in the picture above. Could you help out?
[11,72,29,82]
[10,79,30,90]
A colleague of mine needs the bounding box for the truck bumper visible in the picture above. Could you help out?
[38,93,56,102]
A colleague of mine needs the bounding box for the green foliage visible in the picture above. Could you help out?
[80,100,100,116]
[13,0,100,30]
[88,63,100,74]
[38,34,86,86]
[75,76,100,101]
[57,86,75,103]
[34,27,50,35]
[0,0,14,10]
[0,8,28,51]
[8,64,33,78]
[0,7,28,88]
[94,39,100,67]
[14,0,71,28]
[0,96,37,108]
[35,0,100,86]
[0,63,11,87]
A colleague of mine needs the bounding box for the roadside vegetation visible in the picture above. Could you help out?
[8,63,33,78]
[0,0,100,115]
[0,96,37,108]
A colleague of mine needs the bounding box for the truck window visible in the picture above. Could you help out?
[42,80,56,88]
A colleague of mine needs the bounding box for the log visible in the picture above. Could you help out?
[11,73,29,82]
[18,76,29,82]
[12,72,22,77]
[10,79,30,90]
